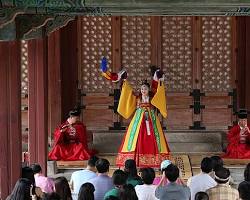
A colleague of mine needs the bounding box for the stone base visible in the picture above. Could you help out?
[92,130,226,154]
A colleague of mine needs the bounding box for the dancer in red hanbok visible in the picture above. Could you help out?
[48,109,94,161]
[223,109,250,159]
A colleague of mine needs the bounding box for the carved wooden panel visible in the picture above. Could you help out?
[162,16,193,92]
[201,17,232,92]
[121,16,151,91]
[21,40,28,96]
[79,16,113,93]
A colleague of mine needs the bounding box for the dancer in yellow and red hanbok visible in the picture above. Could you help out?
[115,71,170,167]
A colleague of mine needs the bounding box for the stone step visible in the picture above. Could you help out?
[92,130,225,153]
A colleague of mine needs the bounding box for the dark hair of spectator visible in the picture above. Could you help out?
[164,164,179,182]
[210,156,223,171]
[214,167,230,184]
[6,178,32,200]
[201,157,213,173]
[54,177,72,200]
[105,196,120,200]
[95,158,110,173]
[88,156,99,167]
[119,184,138,200]
[78,182,95,200]
[31,163,42,174]
[140,168,155,185]
[112,169,128,186]
[244,163,250,181]
[22,166,35,186]
[238,181,250,200]
[124,159,140,179]
[195,191,209,200]
[43,192,61,200]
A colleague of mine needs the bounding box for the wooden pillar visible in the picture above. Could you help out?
[0,41,22,199]
[48,30,62,144]
[151,16,162,67]
[60,20,78,118]
[28,38,48,174]
[245,17,250,115]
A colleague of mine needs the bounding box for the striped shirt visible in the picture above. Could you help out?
[206,184,239,200]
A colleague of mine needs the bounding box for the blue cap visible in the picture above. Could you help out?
[160,160,172,170]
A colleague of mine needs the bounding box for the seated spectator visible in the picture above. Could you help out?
[54,177,72,200]
[78,182,95,200]
[210,156,224,179]
[31,163,54,193]
[153,160,183,186]
[124,159,143,187]
[120,184,138,200]
[70,156,99,200]
[195,192,209,200]
[187,157,216,200]
[42,192,61,200]
[206,167,239,200]
[6,178,33,200]
[22,166,44,199]
[104,169,127,199]
[135,168,158,200]
[238,163,250,200]
[155,164,190,200]
[89,158,113,200]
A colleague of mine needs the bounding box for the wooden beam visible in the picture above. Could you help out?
[112,16,121,71]
[28,38,48,174]
[0,41,22,199]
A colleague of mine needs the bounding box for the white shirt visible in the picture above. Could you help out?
[135,184,159,200]
[187,172,217,200]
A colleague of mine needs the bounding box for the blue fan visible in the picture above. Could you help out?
[100,57,108,73]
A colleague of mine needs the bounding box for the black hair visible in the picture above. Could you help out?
[210,156,223,171]
[22,166,35,186]
[43,192,61,200]
[164,164,179,182]
[195,192,209,200]
[95,158,110,173]
[78,182,95,200]
[105,196,120,200]
[124,159,139,179]
[54,177,72,200]
[201,157,213,173]
[238,181,250,200]
[31,163,42,174]
[140,168,155,185]
[69,108,81,117]
[119,184,138,200]
[88,156,99,167]
[112,169,128,186]
[6,178,32,200]
[214,167,230,184]
[244,163,250,181]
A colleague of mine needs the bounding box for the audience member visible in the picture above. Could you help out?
[70,156,99,200]
[187,157,216,200]
[238,163,250,200]
[88,158,113,200]
[6,178,33,200]
[135,168,158,200]
[124,159,143,187]
[78,182,95,200]
[155,164,190,200]
[22,166,44,199]
[31,163,54,193]
[104,169,127,199]
[54,177,72,200]
[195,192,209,200]
[210,156,223,178]
[120,184,138,200]
[42,192,61,200]
[206,167,239,200]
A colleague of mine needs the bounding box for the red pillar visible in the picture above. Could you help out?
[0,41,22,199]
[48,30,62,144]
[28,38,48,174]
